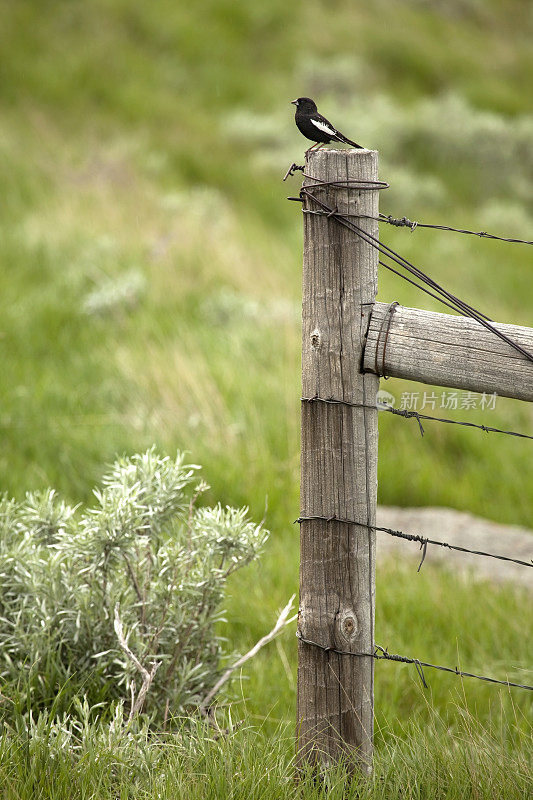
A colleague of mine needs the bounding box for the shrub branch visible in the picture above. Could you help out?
[114,605,161,721]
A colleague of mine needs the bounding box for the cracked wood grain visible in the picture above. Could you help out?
[364,302,533,401]
[297,149,380,772]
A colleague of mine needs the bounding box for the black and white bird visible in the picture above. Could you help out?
[291,97,364,152]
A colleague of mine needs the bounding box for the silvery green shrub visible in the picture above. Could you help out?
[0,449,268,725]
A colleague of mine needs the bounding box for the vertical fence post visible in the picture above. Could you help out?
[297,148,380,771]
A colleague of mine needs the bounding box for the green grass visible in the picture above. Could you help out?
[0,699,531,799]
[0,0,532,796]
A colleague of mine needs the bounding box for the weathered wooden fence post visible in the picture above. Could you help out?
[297,148,380,771]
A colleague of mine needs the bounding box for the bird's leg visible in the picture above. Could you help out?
[305,142,321,155]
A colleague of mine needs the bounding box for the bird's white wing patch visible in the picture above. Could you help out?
[310,118,336,136]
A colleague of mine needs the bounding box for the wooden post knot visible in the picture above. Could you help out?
[310,329,321,349]
[341,616,357,637]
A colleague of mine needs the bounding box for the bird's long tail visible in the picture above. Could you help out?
[334,132,364,149]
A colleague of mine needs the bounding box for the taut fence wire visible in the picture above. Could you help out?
[301,394,533,441]
[303,211,533,247]
[295,631,533,692]
[294,516,533,572]
[378,213,533,246]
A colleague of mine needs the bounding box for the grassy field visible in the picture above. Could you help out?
[0,1,532,796]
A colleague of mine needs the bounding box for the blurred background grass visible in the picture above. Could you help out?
[0,0,532,761]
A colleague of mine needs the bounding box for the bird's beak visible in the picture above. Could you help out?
[291,99,298,105]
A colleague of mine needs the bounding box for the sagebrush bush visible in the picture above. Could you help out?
[0,449,268,725]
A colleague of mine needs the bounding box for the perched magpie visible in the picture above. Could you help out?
[291,97,364,152]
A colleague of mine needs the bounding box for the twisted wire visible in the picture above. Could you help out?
[300,208,533,247]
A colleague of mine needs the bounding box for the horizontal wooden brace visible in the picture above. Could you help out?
[363,302,533,402]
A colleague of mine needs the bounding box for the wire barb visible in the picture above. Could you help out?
[282,162,305,182]
[382,214,419,231]
[391,408,425,435]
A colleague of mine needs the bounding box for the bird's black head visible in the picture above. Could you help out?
[291,97,317,112]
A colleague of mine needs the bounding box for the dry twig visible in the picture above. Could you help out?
[114,604,161,721]
[199,594,297,715]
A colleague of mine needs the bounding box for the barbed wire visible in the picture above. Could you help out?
[299,207,533,247]
[285,160,533,246]
[286,164,533,364]
[299,183,533,364]
[300,181,493,323]
[301,395,533,441]
[283,162,389,190]
[294,514,533,571]
[379,214,533,246]
[296,632,533,692]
